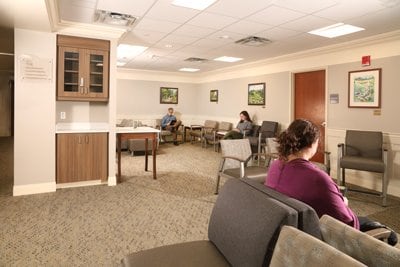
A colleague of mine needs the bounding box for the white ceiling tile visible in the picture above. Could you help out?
[188,12,237,30]
[172,24,217,38]
[223,20,273,35]
[314,0,387,21]
[247,5,306,26]
[159,34,199,46]
[281,15,336,32]
[258,27,301,41]
[206,0,274,18]
[123,29,166,45]
[274,0,337,14]
[134,18,181,33]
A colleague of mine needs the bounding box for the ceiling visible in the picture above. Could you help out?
[1,0,400,73]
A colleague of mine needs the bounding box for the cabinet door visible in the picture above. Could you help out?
[57,47,84,99]
[86,49,109,100]
[78,133,108,181]
[57,133,108,183]
[57,134,78,183]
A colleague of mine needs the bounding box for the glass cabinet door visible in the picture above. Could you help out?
[58,47,82,98]
[87,49,109,98]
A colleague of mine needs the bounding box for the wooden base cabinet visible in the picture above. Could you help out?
[57,133,108,183]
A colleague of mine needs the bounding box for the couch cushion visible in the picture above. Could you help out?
[208,178,298,266]
[242,178,322,239]
[120,240,229,267]
[270,226,366,267]
[320,215,400,267]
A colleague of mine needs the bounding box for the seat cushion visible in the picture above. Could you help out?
[340,155,385,173]
[223,166,267,181]
[208,179,298,266]
[120,240,229,267]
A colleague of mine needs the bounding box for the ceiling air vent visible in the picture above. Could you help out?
[235,36,271,47]
[94,10,137,27]
[184,57,209,63]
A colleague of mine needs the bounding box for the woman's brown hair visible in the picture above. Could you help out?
[276,119,320,161]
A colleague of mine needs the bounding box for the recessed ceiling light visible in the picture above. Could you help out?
[214,56,243,63]
[117,61,127,67]
[179,68,200,72]
[117,44,148,60]
[218,35,230,39]
[308,23,365,38]
[172,0,217,10]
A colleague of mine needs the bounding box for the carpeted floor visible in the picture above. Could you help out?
[0,137,399,266]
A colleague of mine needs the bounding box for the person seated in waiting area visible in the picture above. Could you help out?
[223,110,253,139]
[161,107,181,146]
[265,119,398,246]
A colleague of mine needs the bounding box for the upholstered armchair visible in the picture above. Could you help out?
[203,121,232,152]
[247,120,278,154]
[155,118,184,144]
[337,130,388,206]
[215,139,269,194]
[189,120,218,145]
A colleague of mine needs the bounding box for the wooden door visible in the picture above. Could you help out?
[294,70,326,163]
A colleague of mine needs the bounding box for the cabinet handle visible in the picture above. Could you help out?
[85,135,89,144]
[80,77,84,87]
[78,136,82,144]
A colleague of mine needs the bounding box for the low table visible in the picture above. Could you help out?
[116,127,160,182]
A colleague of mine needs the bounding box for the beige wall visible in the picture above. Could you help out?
[14,29,56,195]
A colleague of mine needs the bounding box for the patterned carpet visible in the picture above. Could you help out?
[0,138,399,266]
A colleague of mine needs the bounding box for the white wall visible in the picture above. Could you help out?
[14,29,56,195]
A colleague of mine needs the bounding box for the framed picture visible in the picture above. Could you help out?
[160,87,178,104]
[210,90,218,102]
[348,68,381,108]
[248,83,265,105]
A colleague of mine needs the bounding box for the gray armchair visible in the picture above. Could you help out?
[203,121,232,152]
[337,130,388,206]
[215,138,269,194]
[189,120,218,145]
[247,120,279,154]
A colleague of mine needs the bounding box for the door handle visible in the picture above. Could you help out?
[321,121,327,127]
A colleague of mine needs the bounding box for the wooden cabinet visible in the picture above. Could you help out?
[57,35,109,101]
[56,133,108,183]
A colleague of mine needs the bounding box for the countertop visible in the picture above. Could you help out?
[56,122,109,133]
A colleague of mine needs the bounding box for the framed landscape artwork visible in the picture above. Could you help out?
[348,68,381,108]
[248,82,265,105]
[210,90,218,102]
[160,87,178,104]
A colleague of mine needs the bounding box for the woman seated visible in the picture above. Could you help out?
[264,119,397,245]
[223,110,253,139]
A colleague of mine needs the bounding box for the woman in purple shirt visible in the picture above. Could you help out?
[265,119,397,245]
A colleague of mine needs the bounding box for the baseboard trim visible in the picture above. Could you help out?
[56,180,103,189]
[108,176,117,186]
[13,182,56,196]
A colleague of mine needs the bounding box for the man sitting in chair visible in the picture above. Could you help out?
[161,107,181,145]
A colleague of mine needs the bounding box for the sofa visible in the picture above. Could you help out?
[120,178,300,266]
